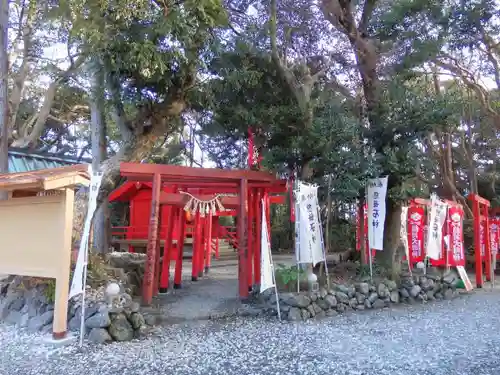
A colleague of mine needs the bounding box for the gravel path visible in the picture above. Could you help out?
[2,290,500,375]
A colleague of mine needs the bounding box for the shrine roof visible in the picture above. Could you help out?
[0,164,90,192]
[120,162,283,183]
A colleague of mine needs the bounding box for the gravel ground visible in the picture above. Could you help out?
[2,291,500,375]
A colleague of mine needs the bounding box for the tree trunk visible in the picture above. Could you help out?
[0,0,8,201]
[377,198,402,280]
[90,57,110,254]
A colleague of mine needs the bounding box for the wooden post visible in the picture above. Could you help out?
[205,212,213,273]
[174,210,186,289]
[159,202,178,293]
[247,189,254,291]
[153,207,163,297]
[214,218,220,259]
[254,189,262,286]
[473,198,482,288]
[238,178,249,299]
[192,211,201,281]
[142,173,161,305]
[198,215,206,278]
[484,206,492,282]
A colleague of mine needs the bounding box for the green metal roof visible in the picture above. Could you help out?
[8,147,90,173]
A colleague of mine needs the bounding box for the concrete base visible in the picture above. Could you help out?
[43,333,77,348]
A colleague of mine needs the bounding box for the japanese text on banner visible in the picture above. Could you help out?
[367,177,388,251]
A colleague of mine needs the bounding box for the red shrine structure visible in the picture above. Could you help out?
[110,161,287,305]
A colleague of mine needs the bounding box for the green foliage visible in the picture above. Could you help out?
[275,264,304,287]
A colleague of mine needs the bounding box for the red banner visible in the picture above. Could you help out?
[480,221,486,261]
[408,205,425,265]
[491,219,499,260]
[447,205,465,267]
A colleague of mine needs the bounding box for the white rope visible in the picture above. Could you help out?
[179,191,232,217]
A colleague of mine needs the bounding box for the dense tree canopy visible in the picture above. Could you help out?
[0,0,499,263]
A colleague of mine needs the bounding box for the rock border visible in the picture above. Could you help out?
[242,268,466,321]
[0,276,156,344]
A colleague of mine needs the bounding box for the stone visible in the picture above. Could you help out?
[356,283,370,295]
[369,285,376,292]
[316,298,330,310]
[280,305,290,313]
[143,314,158,326]
[426,290,435,300]
[300,308,311,320]
[364,299,372,309]
[128,313,146,330]
[285,294,311,308]
[385,279,398,292]
[9,296,25,312]
[108,313,134,342]
[389,291,400,303]
[349,298,357,308]
[336,292,349,304]
[28,310,54,331]
[347,287,356,298]
[336,284,350,295]
[325,309,338,317]
[401,277,414,289]
[377,283,389,298]
[435,292,443,300]
[88,328,113,344]
[372,299,386,309]
[325,295,337,307]
[399,288,410,298]
[336,303,346,313]
[368,292,378,303]
[356,293,366,304]
[319,288,328,299]
[356,304,365,310]
[268,294,277,305]
[309,292,318,302]
[410,285,422,298]
[85,312,111,329]
[69,315,82,331]
[5,311,22,325]
[443,270,457,284]
[444,289,454,300]
[19,313,29,328]
[287,307,302,321]
[307,304,316,317]
[315,310,326,319]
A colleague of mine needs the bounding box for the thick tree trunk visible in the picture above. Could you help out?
[377,198,402,280]
[0,0,8,201]
[90,57,111,254]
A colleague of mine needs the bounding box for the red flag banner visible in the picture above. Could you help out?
[408,205,425,265]
[447,205,465,267]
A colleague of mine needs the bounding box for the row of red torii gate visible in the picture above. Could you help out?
[109,162,288,305]
[356,194,500,288]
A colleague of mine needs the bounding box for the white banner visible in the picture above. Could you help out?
[260,199,275,293]
[295,182,325,266]
[400,206,409,262]
[69,172,103,300]
[426,195,448,260]
[367,176,388,251]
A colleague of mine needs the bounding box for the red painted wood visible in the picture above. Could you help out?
[247,190,254,289]
[192,212,202,281]
[254,189,261,286]
[142,173,161,305]
[484,205,492,281]
[120,162,277,182]
[174,212,186,287]
[160,189,178,290]
[238,179,249,299]
[153,206,163,297]
[205,212,213,272]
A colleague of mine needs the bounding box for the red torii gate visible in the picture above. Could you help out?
[117,162,287,305]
